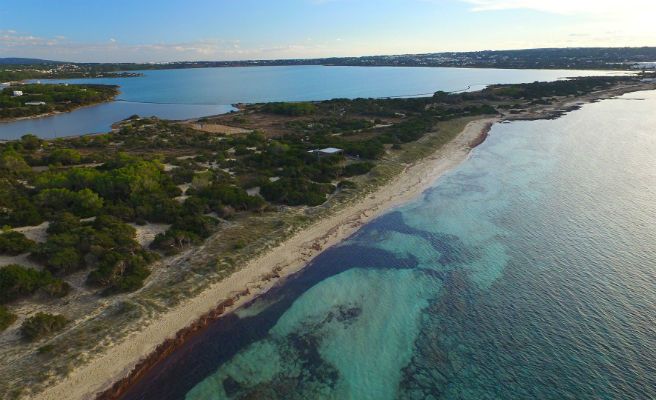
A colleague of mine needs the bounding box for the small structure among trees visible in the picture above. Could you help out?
[308,147,344,158]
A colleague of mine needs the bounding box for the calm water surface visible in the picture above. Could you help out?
[0,66,623,139]
[0,102,232,140]
[121,90,656,400]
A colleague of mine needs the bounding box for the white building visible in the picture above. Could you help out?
[12,90,23,97]
[308,147,344,157]
[25,101,46,106]
[633,62,656,70]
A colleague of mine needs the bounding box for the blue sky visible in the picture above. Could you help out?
[1,0,654,62]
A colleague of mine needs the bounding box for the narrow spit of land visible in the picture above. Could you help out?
[0,74,653,400]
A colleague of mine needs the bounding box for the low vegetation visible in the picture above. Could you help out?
[262,102,317,116]
[0,264,69,304]
[0,231,36,255]
[20,312,69,341]
[0,305,16,332]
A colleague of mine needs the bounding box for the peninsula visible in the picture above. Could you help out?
[0,84,118,122]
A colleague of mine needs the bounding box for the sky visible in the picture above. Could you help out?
[1,0,655,63]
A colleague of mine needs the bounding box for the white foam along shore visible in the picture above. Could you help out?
[34,117,498,400]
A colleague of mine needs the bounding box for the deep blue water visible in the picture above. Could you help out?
[0,66,623,139]
[120,91,656,400]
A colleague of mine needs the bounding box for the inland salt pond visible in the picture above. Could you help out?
[120,90,656,400]
[0,65,625,139]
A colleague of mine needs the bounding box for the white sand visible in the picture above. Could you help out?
[0,253,43,270]
[34,118,497,400]
[178,183,191,194]
[246,186,261,197]
[2,223,49,268]
[188,122,252,135]
[129,223,171,248]
[13,222,49,243]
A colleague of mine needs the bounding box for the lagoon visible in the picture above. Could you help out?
[0,66,623,139]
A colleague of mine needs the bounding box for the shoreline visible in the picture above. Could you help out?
[34,116,497,400]
[0,99,118,125]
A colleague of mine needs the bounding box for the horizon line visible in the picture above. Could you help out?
[3,45,656,65]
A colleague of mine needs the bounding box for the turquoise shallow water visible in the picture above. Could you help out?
[123,90,656,400]
[0,66,623,139]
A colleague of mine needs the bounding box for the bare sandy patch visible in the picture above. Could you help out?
[0,253,43,270]
[13,222,49,243]
[187,122,252,135]
[129,223,171,248]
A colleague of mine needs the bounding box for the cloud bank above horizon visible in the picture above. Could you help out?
[1,0,654,63]
[462,0,655,13]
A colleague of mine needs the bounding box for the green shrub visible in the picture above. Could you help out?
[0,183,43,227]
[20,134,43,151]
[0,305,17,331]
[35,188,103,218]
[90,252,158,294]
[170,166,195,184]
[101,201,136,221]
[262,102,317,116]
[132,193,182,223]
[20,312,69,341]
[51,246,83,271]
[42,280,71,298]
[47,148,81,165]
[33,213,157,293]
[151,229,203,255]
[0,149,31,177]
[37,344,55,354]
[261,178,335,206]
[46,212,82,235]
[342,162,375,177]
[343,140,385,160]
[0,231,36,255]
[197,183,265,212]
[338,180,357,190]
[0,264,56,303]
[172,214,219,239]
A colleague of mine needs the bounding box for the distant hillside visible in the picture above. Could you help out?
[3,47,656,76]
[76,46,656,71]
[0,58,63,65]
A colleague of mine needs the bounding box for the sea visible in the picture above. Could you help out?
[117,88,656,399]
[0,65,624,139]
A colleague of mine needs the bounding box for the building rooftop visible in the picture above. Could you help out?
[308,147,343,154]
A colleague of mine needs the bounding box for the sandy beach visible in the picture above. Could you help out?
[32,117,497,400]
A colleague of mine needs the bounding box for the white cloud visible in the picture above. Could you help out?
[459,0,656,45]
[0,30,338,62]
[461,0,656,14]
